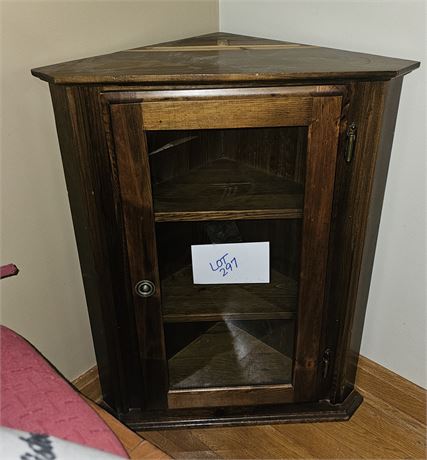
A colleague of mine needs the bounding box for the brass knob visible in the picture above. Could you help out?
[135,280,155,298]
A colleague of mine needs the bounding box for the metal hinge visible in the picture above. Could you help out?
[322,348,332,379]
[344,122,357,163]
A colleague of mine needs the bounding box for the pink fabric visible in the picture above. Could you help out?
[0,264,19,279]
[0,326,128,458]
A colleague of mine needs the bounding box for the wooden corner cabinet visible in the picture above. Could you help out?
[32,33,419,429]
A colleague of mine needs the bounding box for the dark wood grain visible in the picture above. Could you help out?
[36,31,417,428]
[237,219,303,280]
[141,32,299,48]
[110,102,168,410]
[155,209,302,222]
[142,96,312,130]
[223,126,307,185]
[49,85,144,413]
[149,89,343,409]
[152,158,304,221]
[148,129,222,186]
[100,86,348,104]
[324,78,406,404]
[122,391,362,430]
[293,95,342,401]
[345,77,404,387]
[31,33,419,85]
[168,384,295,410]
[162,265,297,323]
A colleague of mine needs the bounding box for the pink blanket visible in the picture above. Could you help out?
[0,326,127,457]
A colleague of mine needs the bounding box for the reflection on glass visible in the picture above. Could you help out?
[165,320,294,389]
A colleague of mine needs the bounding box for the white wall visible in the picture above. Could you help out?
[0,0,218,380]
[220,0,426,388]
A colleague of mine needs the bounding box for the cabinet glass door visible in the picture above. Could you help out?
[149,124,306,393]
[109,88,342,409]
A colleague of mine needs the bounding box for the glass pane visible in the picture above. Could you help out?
[147,126,307,390]
[147,127,307,218]
[156,219,301,389]
[165,320,294,389]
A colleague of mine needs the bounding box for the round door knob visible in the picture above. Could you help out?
[135,280,155,298]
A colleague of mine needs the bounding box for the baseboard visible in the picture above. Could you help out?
[72,355,425,406]
[356,355,425,396]
[72,365,102,402]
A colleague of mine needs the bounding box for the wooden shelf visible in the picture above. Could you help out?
[153,159,304,222]
[168,322,293,389]
[162,265,298,323]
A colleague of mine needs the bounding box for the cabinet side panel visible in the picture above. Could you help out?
[49,85,143,412]
[324,78,403,402]
[344,77,404,391]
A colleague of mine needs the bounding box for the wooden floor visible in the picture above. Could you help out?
[139,357,426,459]
[90,356,426,459]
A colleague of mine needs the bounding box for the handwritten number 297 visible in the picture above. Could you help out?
[209,253,238,277]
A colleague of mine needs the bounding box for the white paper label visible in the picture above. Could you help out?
[191,242,270,284]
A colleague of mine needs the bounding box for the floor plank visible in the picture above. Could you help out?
[351,400,425,458]
[139,430,214,459]
[193,425,312,459]
[82,356,426,459]
[139,357,426,459]
[311,405,416,459]
[129,440,172,460]
[270,423,360,459]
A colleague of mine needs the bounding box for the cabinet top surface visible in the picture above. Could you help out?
[31,32,419,85]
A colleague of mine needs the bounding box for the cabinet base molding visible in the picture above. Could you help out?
[72,367,361,429]
[120,391,362,431]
